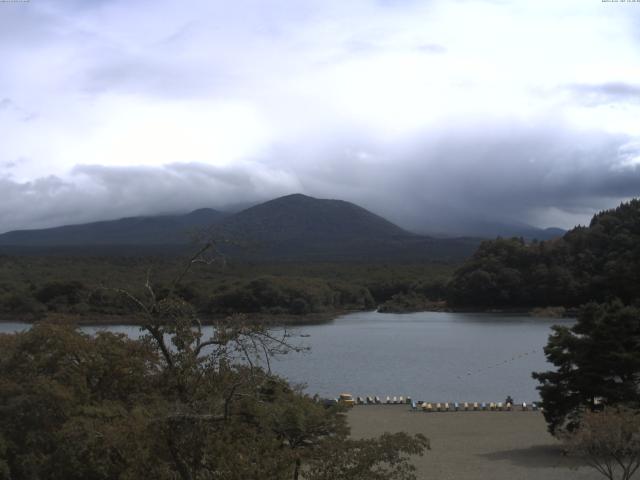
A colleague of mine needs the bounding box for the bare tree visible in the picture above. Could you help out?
[563,407,640,480]
[115,242,299,369]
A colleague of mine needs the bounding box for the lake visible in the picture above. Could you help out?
[0,311,570,403]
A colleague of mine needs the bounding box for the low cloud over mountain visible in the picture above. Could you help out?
[1,0,639,235]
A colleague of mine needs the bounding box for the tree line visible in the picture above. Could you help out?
[448,199,640,309]
[0,258,453,321]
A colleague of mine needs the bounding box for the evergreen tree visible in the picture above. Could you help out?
[533,301,640,434]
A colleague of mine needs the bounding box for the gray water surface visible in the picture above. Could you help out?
[1,311,569,403]
[272,311,571,403]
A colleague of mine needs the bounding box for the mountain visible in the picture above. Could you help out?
[459,221,565,241]
[0,194,480,261]
[218,193,408,242]
[212,193,480,261]
[417,218,566,241]
[0,208,226,247]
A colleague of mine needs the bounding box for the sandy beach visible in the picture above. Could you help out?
[348,405,601,480]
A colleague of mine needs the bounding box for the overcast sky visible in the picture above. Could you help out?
[1,0,639,234]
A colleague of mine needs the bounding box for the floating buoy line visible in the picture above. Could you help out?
[455,348,539,380]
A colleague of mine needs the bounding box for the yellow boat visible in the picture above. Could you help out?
[338,393,355,407]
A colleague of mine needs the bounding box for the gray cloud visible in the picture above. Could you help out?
[1,121,639,235]
[0,162,300,232]
[565,82,640,106]
[268,121,640,233]
[0,97,37,122]
[417,44,447,54]
[1,157,27,170]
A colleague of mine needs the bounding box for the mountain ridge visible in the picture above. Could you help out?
[0,194,561,261]
[0,208,227,246]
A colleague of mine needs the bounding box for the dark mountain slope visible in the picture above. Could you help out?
[218,193,408,241]
[214,194,478,261]
[0,194,480,261]
[0,208,226,247]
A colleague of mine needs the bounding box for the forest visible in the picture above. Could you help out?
[0,257,453,323]
[447,199,640,309]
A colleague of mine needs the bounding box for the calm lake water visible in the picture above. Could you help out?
[0,311,571,403]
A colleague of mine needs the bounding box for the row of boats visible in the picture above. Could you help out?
[337,394,542,411]
[413,400,541,412]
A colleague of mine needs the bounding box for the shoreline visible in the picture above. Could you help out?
[377,304,576,318]
[0,304,575,327]
[0,309,357,327]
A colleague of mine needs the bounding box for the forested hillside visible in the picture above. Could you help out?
[0,257,453,322]
[448,199,640,308]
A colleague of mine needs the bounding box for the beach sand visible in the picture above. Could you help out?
[348,405,601,480]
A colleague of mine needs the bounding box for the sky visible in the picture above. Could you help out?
[1,0,640,235]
